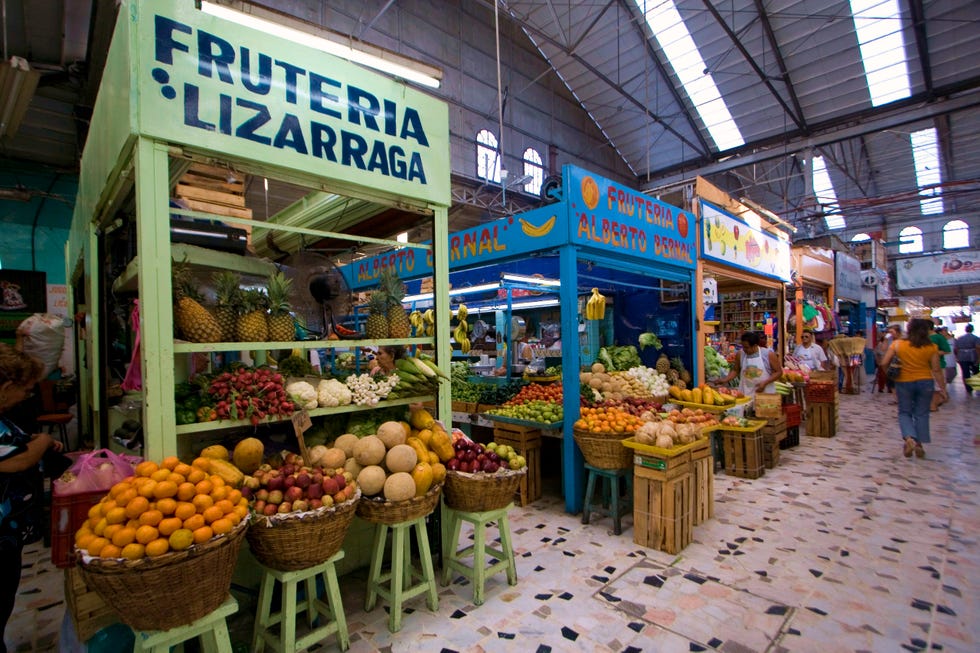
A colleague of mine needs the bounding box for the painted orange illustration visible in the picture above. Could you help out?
[581,176,600,210]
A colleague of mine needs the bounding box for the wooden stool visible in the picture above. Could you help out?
[581,464,633,535]
[252,551,349,652]
[441,503,517,606]
[133,595,237,653]
[364,517,439,633]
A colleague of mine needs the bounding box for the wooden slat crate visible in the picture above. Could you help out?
[690,439,714,525]
[721,428,765,479]
[492,428,541,506]
[633,466,693,554]
[806,403,838,437]
[173,163,253,247]
[65,566,118,642]
[762,430,781,469]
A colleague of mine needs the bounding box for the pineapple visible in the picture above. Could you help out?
[365,291,389,340]
[173,262,222,343]
[236,288,269,342]
[655,353,671,375]
[266,271,295,342]
[212,271,241,342]
[672,356,692,386]
[381,269,410,338]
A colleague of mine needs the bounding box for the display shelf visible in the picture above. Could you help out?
[112,243,276,293]
[173,337,433,354]
[175,395,432,435]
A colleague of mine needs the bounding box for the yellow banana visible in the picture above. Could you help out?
[423,309,435,324]
[457,304,468,321]
[519,215,557,237]
[586,288,606,320]
[409,310,423,328]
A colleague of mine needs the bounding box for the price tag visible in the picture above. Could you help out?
[292,410,313,467]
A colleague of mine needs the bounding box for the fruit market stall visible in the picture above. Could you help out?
[341,164,699,513]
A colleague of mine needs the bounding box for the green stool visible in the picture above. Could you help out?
[252,551,349,652]
[364,516,439,633]
[133,595,237,653]
[441,503,517,606]
[581,464,633,535]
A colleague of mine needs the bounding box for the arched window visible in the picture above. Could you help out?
[943,220,969,249]
[898,226,923,254]
[476,129,501,183]
[851,233,871,242]
[522,148,543,195]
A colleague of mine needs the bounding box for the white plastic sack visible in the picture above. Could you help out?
[16,313,67,378]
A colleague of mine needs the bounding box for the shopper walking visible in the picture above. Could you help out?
[928,322,951,411]
[941,327,957,385]
[880,318,946,459]
[713,331,783,396]
[873,333,894,393]
[793,330,830,372]
[954,324,980,394]
[0,345,61,653]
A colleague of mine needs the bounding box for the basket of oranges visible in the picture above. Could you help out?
[572,406,645,469]
[74,456,250,631]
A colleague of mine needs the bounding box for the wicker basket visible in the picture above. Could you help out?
[77,517,247,631]
[573,428,633,469]
[246,490,360,571]
[356,482,443,525]
[443,468,526,512]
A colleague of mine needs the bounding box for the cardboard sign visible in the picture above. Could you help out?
[291,410,313,467]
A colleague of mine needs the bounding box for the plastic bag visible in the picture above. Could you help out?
[16,313,68,378]
[53,449,139,496]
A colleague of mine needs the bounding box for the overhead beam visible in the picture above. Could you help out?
[752,0,806,133]
[908,0,933,96]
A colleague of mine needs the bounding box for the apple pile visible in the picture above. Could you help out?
[445,439,526,474]
[600,396,664,416]
[241,452,358,516]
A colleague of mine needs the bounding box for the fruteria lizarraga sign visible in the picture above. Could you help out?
[136,1,450,206]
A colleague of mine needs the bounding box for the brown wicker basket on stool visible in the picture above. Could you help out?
[356,482,443,525]
[246,490,360,571]
[573,428,633,469]
[443,469,526,512]
[77,517,248,631]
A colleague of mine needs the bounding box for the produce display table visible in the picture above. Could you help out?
[491,421,543,506]
[441,504,518,606]
[133,595,238,653]
[364,516,439,633]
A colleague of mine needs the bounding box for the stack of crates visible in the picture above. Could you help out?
[760,414,786,469]
[720,422,766,479]
[631,446,694,554]
[690,438,714,525]
[805,380,839,437]
[492,422,542,506]
[780,404,802,449]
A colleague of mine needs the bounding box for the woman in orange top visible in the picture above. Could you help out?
[880,318,947,458]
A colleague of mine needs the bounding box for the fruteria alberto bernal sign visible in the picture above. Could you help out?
[895,251,980,290]
[135,1,450,206]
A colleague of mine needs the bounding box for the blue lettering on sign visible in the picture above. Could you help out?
[153,13,431,185]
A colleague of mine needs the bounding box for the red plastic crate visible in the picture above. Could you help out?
[782,403,802,428]
[51,489,105,568]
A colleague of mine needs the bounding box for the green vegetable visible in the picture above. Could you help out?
[597,345,642,371]
[278,354,314,378]
[638,332,662,351]
[176,408,197,425]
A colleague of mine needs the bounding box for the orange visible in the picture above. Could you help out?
[109,481,130,499]
[124,496,150,520]
[234,505,249,520]
[182,514,205,532]
[210,518,233,535]
[224,511,241,526]
[186,468,207,484]
[75,532,96,551]
[191,457,211,472]
[93,517,109,537]
[174,502,196,521]
[194,480,213,496]
[226,489,242,505]
[192,526,214,544]
[100,544,122,559]
[115,487,138,507]
[86,537,110,556]
[145,538,170,557]
[210,475,225,488]
[156,498,178,516]
[137,479,158,499]
[209,486,228,502]
[139,509,163,527]
[126,519,141,530]
[135,525,159,545]
[158,517,183,537]
[150,468,172,483]
[213,499,234,516]
[102,524,123,542]
[105,506,126,525]
[167,472,186,485]
[168,529,194,551]
[153,481,177,499]
[176,482,196,501]
[87,504,103,520]
[100,498,118,512]
[75,525,93,542]
[192,494,214,512]
[161,455,180,471]
[202,505,224,524]
[237,497,249,508]
[111,526,137,548]
[121,543,145,560]
[135,461,159,478]
[173,462,193,478]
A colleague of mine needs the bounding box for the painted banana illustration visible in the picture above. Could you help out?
[519,215,557,237]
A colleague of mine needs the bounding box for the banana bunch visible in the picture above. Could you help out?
[966,374,980,391]
[409,310,424,335]
[453,304,471,353]
[389,356,450,398]
[773,380,794,396]
[419,309,435,337]
[585,288,606,320]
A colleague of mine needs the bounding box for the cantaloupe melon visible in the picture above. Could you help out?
[385,444,417,473]
[320,447,347,470]
[383,472,415,501]
[353,435,385,466]
[377,421,407,449]
[358,466,387,496]
[333,433,359,457]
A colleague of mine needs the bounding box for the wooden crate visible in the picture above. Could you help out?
[762,430,781,469]
[721,429,765,479]
[754,393,783,418]
[762,413,787,431]
[782,403,802,428]
[780,425,800,449]
[631,448,691,481]
[633,467,693,554]
[65,567,118,642]
[690,439,714,525]
[493,428,542,506]
[806,402,838,438]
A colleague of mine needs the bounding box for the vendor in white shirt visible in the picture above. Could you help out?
[793,331,831,371]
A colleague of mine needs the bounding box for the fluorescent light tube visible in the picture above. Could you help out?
[501,273,561,287]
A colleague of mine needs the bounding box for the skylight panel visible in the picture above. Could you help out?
[812,156,846,230]
[635,1,744,151]
[910,127,943,215]
[850,0,911,106]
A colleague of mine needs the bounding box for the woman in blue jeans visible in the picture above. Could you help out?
[880,318,947,458]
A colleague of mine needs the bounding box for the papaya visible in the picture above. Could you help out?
[208,458,244,488]
[668,386,683,400]
[201,444,230,461]
[411,462,434,497]
[406,437,430,465]
[429,427,454,463]
[232,438,264,474]
[430,462,447,484]
[692,387,703,404]
[680,389,693,402]
[702,386,714,405]
[409,408,435,430]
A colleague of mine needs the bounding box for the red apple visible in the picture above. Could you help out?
[332,491,346,504]
[293,499,309,513]
[322,478,339,496]
[307,484,324,500]
[240,486,253,500]
[253,499,266,513]
[296,472,311,489]
[278,502,292,514]
[343,484,355,500]
[309,499,322,510]
[262,503,278,516]
[267,490,283,505]
[283,475,296,489]
[255,489,269,502]
[266,476,284,492]
[285,486,303,502]
[333,474,346,491]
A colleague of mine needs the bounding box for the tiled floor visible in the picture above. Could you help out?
[8,384,979,652]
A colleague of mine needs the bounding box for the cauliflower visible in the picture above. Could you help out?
[317,378,352,407]
[286,380,318,410]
